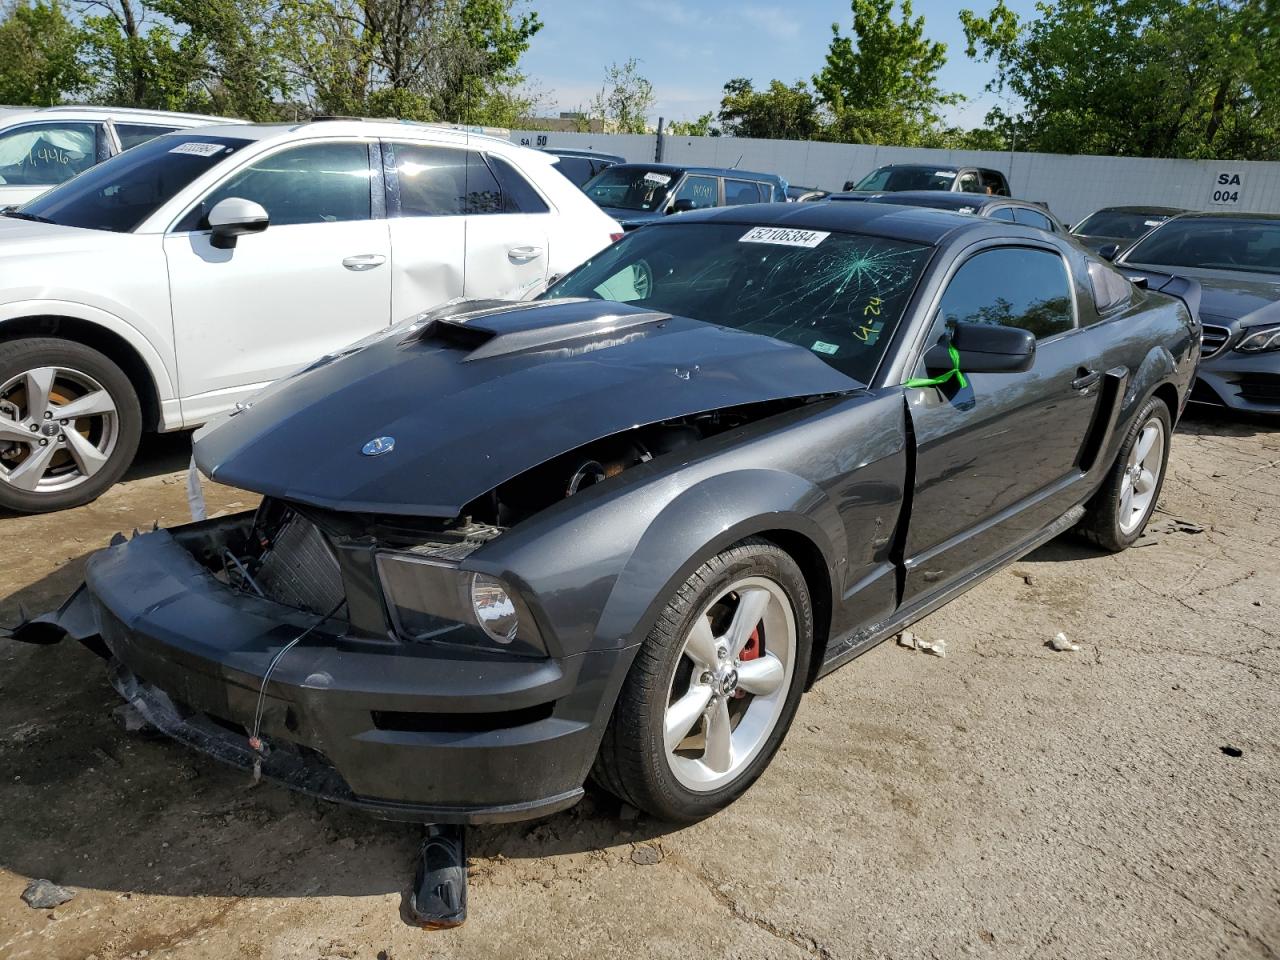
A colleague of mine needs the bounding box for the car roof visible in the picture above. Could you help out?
[545,148,625,162]
[862,191,1011,210]
[1167,211,1280,223]
[608,161,784,183]
[28,105,243,124]
[661,199,1028,246]
[1087,205,1186,216]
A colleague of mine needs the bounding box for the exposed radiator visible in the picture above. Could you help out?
[256,513,346,615]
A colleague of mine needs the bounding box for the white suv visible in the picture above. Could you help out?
[0,119,622,512]
[0,105,240,208]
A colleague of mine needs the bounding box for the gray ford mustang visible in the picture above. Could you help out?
[17,202,1201,826]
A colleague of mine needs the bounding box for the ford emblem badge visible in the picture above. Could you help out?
[362,436,395,457]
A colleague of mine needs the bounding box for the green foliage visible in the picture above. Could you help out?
[961,0,1280,159]
[718,79,819,140]
[0,0,85,105]
[586,58,654,133]
[814,0,960,145]
[666,112,717,137]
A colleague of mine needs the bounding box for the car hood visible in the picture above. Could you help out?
[0,215,121,256]
[193,298,864,517]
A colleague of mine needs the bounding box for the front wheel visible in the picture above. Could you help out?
[592,539,812,822]
[0,338,142,514]
[1079,396,1172,552]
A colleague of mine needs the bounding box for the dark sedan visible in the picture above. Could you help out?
[851,190,1068,234]
[1116,212,1280,414]
[19,203,1199,830]
[1072,205,1186,254]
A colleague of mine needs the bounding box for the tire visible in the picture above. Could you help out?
[592,538,813,822]
[0,338,142,514]
[1079,396,1172,552]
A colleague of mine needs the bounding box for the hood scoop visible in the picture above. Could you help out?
[415,298,670,361]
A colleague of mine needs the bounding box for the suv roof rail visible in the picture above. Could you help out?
[309,115,363,123]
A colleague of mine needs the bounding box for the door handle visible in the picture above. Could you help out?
[342,254,386,271]
[1071,368,1101,391]
[507,245,543,264]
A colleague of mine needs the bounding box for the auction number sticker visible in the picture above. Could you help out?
[739,226,830,248]
[643,172,672,185]
[1211,171,1243,205]
[170,142,226,158]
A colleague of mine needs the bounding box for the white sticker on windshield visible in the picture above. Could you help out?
[170,142,225,157]
[1144,219,1162,227]
[739,226,830,248]
[643,172,671,185]
[934,170,957,179]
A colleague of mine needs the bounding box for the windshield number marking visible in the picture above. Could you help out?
[170,142,226,158]
[740,226,830,248]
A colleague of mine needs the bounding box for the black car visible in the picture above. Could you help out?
[786,185,829,202]
[854,190,1067,234]
[840,164,1011,197]
[22,203,1199,830]
[581,163,788,230]
[544,148,625,189]
[1115,212,1280,414]
[1072,205,1186,254]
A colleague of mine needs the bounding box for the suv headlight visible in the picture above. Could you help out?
[375,551,542,654]
[1236,324,1280,354]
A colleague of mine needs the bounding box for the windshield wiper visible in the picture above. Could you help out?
[2,210,55,224]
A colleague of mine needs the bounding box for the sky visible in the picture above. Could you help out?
[519,0,1038,130]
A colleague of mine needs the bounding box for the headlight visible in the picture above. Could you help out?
[1236,324,1280,354]
[375,551,541,654]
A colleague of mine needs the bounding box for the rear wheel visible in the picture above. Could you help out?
[0,338,141,513]
[593,539,812,822]
[1079,397,1171,552]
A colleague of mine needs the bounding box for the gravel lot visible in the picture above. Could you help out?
[1,411,1277,960]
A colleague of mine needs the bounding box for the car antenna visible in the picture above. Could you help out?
[731,154,743,170]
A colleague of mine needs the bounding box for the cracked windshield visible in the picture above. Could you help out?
[545,222,931,382]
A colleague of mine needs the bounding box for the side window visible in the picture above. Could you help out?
[0,122,99,186]
[980,170,1009,196]
[487,155,549,213]
[390,142,467,216]
[194,141,371,227]
[673,174,717,209]
[464,151,503,214]
[989,206,1016,222]
[1014,207,1054,232]
[724,178,765,206]
[552,155,593,187]
[115,123,179,151]
[937,247,1075,340]
[956,171,983,193]
[1086,260,1133,314]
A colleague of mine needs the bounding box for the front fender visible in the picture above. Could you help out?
[0,299,176,404]
[595,468,842,653]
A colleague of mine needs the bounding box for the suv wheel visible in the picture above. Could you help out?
[593,539,812,822]
[0,338,142,513]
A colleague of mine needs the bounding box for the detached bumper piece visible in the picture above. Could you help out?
[33,520,626,824]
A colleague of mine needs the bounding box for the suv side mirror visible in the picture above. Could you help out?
[208,197,269,249]
[1098,243,1120,262]
[923,320,1036,375]
[669,198,696,214]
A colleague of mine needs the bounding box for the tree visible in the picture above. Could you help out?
[0,0,85,106]
[814,0,960,145]
[718,79,819,140]
[586,58,654,133]
[666,112,718,137]
[77,0,210,110]
[960,0,1280,159]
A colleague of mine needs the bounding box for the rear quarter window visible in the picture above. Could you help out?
[1086,259,1134,314]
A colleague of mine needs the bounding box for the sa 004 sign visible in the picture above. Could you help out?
[1211,172,1243,205]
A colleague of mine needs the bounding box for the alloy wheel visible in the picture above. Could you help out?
[0,366,119,495]
[663,576,797,792]
[1118,416,1166,535]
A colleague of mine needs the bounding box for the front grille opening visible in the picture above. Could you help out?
[1201,324,1231,358]
[371,701,555,734]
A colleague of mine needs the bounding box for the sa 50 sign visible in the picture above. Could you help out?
[1211,172,1243,205]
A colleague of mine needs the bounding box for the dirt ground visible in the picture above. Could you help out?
[0,411,1277,960]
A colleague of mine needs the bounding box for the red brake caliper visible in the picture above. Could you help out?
[735,626,761,697]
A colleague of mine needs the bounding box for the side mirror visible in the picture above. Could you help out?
[923,320,1036,375]
[669,198,696,214]
[207,197,269,249]
[1098,243,1120,262]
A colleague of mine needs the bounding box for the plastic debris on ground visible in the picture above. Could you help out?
[22,879,75,909]
[1049,632,1081,652]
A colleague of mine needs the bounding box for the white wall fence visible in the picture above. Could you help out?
[510,129,1278,226]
